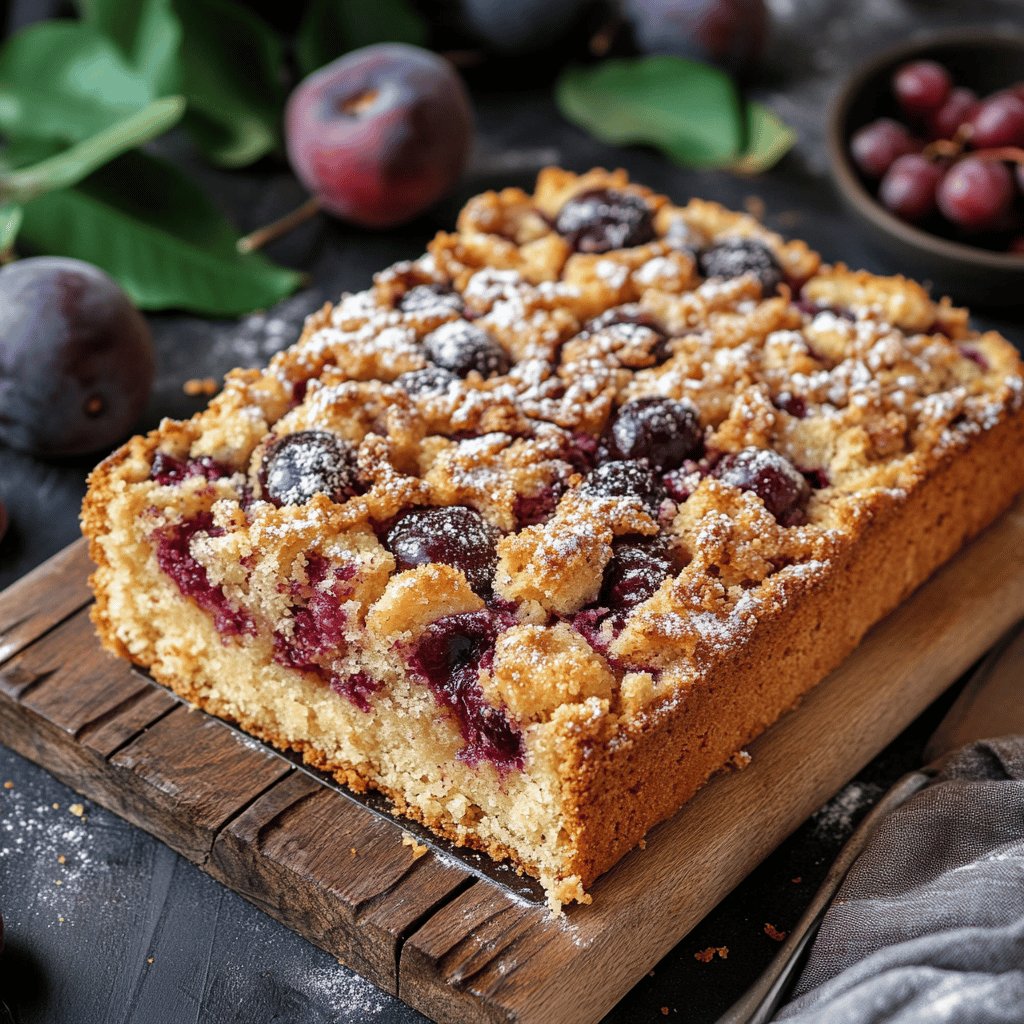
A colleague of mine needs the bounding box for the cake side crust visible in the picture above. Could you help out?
[557,402,1024,886]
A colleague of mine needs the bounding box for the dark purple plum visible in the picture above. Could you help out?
[408,608,524,771]
[698,238,783,294]
[850,118,919,179]
[154,514,255,637]
[386,505,499,594]
[893,60,951,117]
[713,447,810,524]
[461,0,589,53]
[285,44,473,228]
[0,257,154,457]
[423,321,510,378]
[394,365,460,395]
[879,154,944,222]
[554,188,656,254]
[259,431,361,506]
[623,0,767,72]
[602,537,674,612]
[584,305,671,363]
[968,91,1024,148]
[150,453,232,485]
[605,397,703,471]
[937,158,1014,231]
[580,460,662,510]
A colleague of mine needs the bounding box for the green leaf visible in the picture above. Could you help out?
[556,57,745,169]
[0,22,153,144]
[296,0,428,76]
[0,96,186,204]
[730,101,796,174]
[170,0,285,168]
[0,204,22,252]
[76,0,183,95]
[19,152,303,315]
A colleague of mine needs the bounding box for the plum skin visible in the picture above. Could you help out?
[0,257,155,458]
[624,0,768,72]
[285,44,474,229]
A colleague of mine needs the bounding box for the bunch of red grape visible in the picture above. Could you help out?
[850,59,1024,253]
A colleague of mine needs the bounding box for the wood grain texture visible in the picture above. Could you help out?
[208,771,473,993]
[0,538,92,666]
[0,497,1021,1024]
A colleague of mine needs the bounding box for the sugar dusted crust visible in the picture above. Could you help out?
[82,167,1024,911]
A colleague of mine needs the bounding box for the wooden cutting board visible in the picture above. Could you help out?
[2,496,1023,1024]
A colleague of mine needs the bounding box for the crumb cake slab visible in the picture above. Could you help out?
[82,167,1024,913]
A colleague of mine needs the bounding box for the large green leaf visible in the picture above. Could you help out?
[730,101,797,174]
[556,56,746,168]
[19,152,302,315]
[0,97,186,203]
[0,22,153,143]
[171,0,285,168]
[296,0,428,76]
[76,0,183,95]
[0,203,22,253]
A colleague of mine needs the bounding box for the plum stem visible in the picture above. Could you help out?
[236,197,321,254]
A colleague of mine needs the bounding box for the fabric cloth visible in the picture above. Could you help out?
[775,736,1024,1024]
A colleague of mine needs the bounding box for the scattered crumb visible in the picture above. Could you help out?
[791,876,802,884]
[147,956,154,965]
[401,832,428,860]
[56,854,65,865]
[694,946,729,962]
[661,1007,670,1016]
[743,196,766,220]
[51,803,60,810]
[638,838,647,850]
[3,781,13,790]
[728,749,752,770]
[57,916,65,923]
[764,923,788,942]
[54,879,62,886]
[350,847,357,857]
[183,377,219,397]
[69,803,85,818]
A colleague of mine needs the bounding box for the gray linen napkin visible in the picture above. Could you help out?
[774,736,1024,1024]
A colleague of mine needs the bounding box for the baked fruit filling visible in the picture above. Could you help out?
[83,167,1024,911]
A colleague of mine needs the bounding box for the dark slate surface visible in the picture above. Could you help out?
[0,2,1021,1021]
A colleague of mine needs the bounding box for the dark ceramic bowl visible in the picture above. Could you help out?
[828,29,1024,308]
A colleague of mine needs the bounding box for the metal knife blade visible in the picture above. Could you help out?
[924,620,1024,762]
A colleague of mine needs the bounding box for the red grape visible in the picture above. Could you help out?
[850,118,919,178]
[879,154,944,221]
[969,93,1024,148]
[893,60,951,117]
[937,157,1014,230]
[928,87,978,140]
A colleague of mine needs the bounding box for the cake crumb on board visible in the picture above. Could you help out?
[401,832,428,859]
[764,922,788,942]
[68,803,85,818]
[694,946,729,962]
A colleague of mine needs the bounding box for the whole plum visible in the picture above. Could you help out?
[285,44,474,228]
[623,0,768,72]
[460,0,589,54]
[0,258,155,457]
